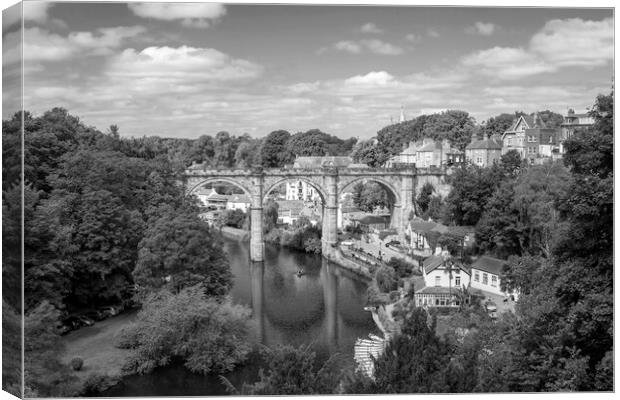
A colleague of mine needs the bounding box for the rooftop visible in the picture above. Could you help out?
[423,255,444,274]
[466,137,502,150]
[471,255,507,275]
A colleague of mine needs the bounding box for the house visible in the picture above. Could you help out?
[385,138,464,168]
[414,254,471,307]
[559,109,594,153]
[469,255,518,299]
[275,200,305,225]
[536,129,562,161]
[226,194,251,213]
[350,214,390,232]
[465,134,503,167]
[501,114,546,158]
[338,206,363,229]
[406,219,448,257]
[285,180,321,202]
[196,187,229,209]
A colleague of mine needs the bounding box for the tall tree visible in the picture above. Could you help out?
[260,130,293,167]
[133,210,231,297]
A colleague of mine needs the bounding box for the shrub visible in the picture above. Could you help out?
[304,237,322,254]
[70,357,84,371]
[119,286,252,375]
[80,374,120,395]
[386,257,416,278]
[375,266,398,293]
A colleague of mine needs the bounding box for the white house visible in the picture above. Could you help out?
[226,194,251,213]
[469,255,518,299]
[196,187,229,209]
[285,181,321,202]
[414,254,471,307]
[406,219,447,257]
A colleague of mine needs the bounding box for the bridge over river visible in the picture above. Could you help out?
[184,161,447,262]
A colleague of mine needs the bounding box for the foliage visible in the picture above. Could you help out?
[350,139,387,167]
[375,266,398,293]
[119,286,251,375]
[442,164,501,226]
[70,357,84,371]
[260,130,293,167]
[237,345,343,395]
[344,307,450,393]
[415,182,434,214]
[80,373,121,396]
[24,301,80,397]
[385,257,415,278]
[2,301,22,397]
[133,209,232,297]
[481,112,516,137]
[218,209,247,229]
[351,181,392,212]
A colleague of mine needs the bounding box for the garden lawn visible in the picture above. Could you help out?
[60,310,137,387]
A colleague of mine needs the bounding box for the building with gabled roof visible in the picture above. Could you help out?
[414,253,471,308]
[465,134,503,167]
[559,109,595,153]
[469,255,518,299]
[226,193,251,213]
[501,113,546,158]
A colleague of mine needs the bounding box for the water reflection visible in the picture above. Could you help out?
[102,238,377,396]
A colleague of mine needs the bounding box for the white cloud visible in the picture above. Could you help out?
[329,39,404,56]
[529,17,613,67]
[23,1,51,22]
[460,18,612,80]
[427,28,440,38]
[360,22,383,34]
[405,33,419,42]
[344,71,396,87]
[14,26,146,63]
[106,46,263,84]
[128,3,226,28]
[466,22,495,36]
[461,46,555,79]
[334,40,362,54]
[361,39,404,55]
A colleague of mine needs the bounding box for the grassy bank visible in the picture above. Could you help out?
[60,311,137,393]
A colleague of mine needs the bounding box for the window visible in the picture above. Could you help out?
[474,271,480,282]
[435,276,441,287]
[476,156,483,165]
[455,276,461,287]
[482,273,488,285]
[491,275,497,287]
[417,235,424,248]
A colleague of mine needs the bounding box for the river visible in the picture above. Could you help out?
[102,238,378,396]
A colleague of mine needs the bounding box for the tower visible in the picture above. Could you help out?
[399,105,405,123]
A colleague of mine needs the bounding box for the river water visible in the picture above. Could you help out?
[102,238,377,396]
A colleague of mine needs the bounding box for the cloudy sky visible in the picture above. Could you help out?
[2,1,614,139]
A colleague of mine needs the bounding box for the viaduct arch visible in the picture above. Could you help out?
[185,163,445,262]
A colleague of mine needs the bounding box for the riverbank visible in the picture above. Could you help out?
[324,247,373,280]
[219,226,250,241]
[60,311,137,394]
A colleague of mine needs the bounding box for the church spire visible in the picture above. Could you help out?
[399,105,405,123]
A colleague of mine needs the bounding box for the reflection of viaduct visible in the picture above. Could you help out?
[250,259,365,350]
[185,164,447,262]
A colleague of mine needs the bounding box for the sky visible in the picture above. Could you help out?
[2,1,614,139]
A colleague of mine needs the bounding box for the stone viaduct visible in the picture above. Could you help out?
[184,163,448,262]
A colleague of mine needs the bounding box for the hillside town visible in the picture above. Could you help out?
[4,2,613,398]
[195,107,593,327]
